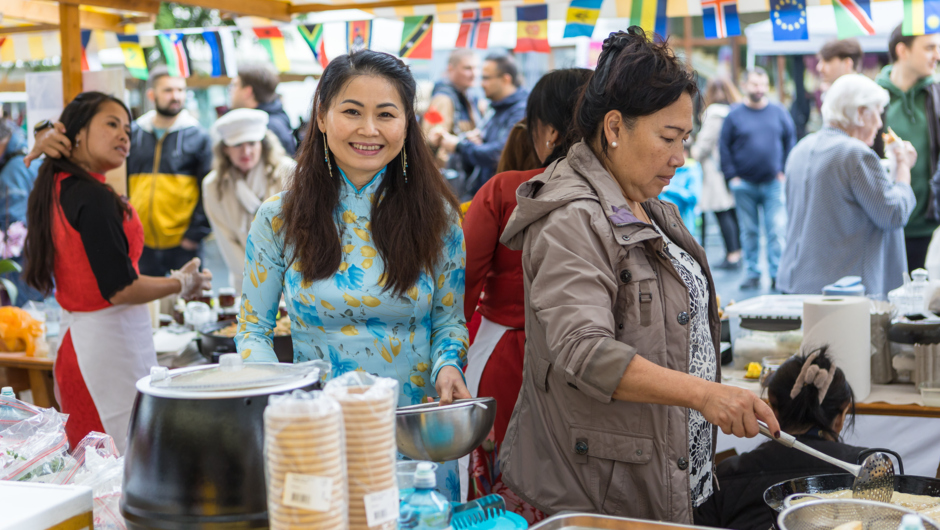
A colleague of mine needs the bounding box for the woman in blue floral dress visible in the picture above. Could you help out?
[235,51,471,500]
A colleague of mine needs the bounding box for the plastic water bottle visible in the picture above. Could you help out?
[398,462,453,529]
[0,387,32,423]
[898,514,926,530]
[911,269,930,314]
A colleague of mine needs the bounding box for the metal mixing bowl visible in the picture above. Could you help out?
[396,397,496,461]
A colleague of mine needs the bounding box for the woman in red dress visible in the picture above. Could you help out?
[463,69,592,521]
[23,92,211,452]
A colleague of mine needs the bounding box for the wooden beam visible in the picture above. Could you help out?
[2,0,126,32]
[183,73,318,89]
[60,4,84,105]
[290,0,454,13]
[683,16,693,66]
[58,0,162,15]
[0,24,59,36]
[0,82,27,92]
[776,55,787,102]
[173,0,291,21]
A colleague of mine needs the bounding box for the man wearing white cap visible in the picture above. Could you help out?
[203,108,295,292]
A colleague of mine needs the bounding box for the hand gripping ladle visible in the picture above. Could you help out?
[758,420,895,503]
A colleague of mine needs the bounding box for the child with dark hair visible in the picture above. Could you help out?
[694,347,867,530]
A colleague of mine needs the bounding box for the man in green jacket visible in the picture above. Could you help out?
[876,25,940,271]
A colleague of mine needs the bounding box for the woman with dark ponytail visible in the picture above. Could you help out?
[497,28,779,522]
[23,92,211,452]
[694,348,865,530]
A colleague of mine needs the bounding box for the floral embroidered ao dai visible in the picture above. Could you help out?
[235,167,469,500]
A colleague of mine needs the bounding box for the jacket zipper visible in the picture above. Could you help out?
[150,134,165,249]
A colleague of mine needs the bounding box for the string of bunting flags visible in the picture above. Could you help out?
[0,0,926,76]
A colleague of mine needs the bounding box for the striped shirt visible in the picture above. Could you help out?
[776,127,916,298]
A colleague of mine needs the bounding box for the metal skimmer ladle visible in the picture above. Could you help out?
[758,421,895,503]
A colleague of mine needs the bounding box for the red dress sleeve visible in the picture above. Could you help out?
[463,177,503,321]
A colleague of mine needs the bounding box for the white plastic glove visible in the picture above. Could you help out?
[170,258,213,299]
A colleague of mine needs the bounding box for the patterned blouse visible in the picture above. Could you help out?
[652,219,717,508]
[235,166,469,408]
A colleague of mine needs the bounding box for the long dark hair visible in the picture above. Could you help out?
[768,347,856,441]
[24,91,132,295]
[525,68,593,166]
[575,27,699,157]
[283,50,459,296]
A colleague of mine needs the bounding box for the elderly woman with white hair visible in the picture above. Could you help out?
[203,108,295,292]
[777,74,918,298]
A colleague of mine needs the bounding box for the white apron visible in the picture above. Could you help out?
[459,315,511,502]
[59,303,157,454]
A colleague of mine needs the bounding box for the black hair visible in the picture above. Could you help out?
[574,26,699,158]
[284,50,459,297]
[24,92,132,295]
[888,24,918,64]
[525,68,593,166]
[484,53,521,88]
[768,347,856,441]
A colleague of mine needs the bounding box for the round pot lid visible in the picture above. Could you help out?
[142,354,327,398]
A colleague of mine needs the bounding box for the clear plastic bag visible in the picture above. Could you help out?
[0,397,69,481]
[324,372,400,530]
[265,389,348,530]
[67,433,125,530]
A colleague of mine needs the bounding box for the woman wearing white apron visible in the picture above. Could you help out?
[23,92,211,452]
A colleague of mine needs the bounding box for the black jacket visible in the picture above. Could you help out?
[694,433,867,530]
[257,99,296,156]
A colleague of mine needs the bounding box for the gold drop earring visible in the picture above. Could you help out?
[323,132,333,177]
[401,147,408,185]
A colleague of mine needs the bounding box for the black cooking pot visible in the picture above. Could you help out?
[764,473,940,515]
[197,320,294,363]
[121,359,326,529]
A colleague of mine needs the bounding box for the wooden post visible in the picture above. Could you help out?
[731,38,741,83]
[776,55,787,103]
[59,3,83,105]
[683,16,693,66]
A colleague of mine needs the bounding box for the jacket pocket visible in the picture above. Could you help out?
[570,426,654,515]
[534,357,551,392]
[615,255,660,351]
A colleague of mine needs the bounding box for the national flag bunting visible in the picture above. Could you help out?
[564,0,603,38]
[400,15,434,59]
[80,29,102,72]
[158,33,191,77]
[903,0,940,35]
[347,21,373,53]
[202,31,228,77]
[832,0,875,37]
[116,34,149,80]
[630,0,669,40]
[771,0,809,40]
[701,0,741,39]
[299,24,329,68]
[456,8,493,49]
[253,27,291,72]
[516,4,551,53]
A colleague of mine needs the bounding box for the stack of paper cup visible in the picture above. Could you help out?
[264,391,347,530]
[326,373,399,530]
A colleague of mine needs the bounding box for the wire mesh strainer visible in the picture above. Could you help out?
[778,499,940,530]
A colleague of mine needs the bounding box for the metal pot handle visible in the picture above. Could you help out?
[783,493,823,509]
[857,448,904,475]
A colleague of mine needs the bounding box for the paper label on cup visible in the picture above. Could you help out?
[282,473,333,512]
[363,487,399,527]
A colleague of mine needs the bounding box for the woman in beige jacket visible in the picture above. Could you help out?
[203,109,294,293]
[498,28,779,524]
